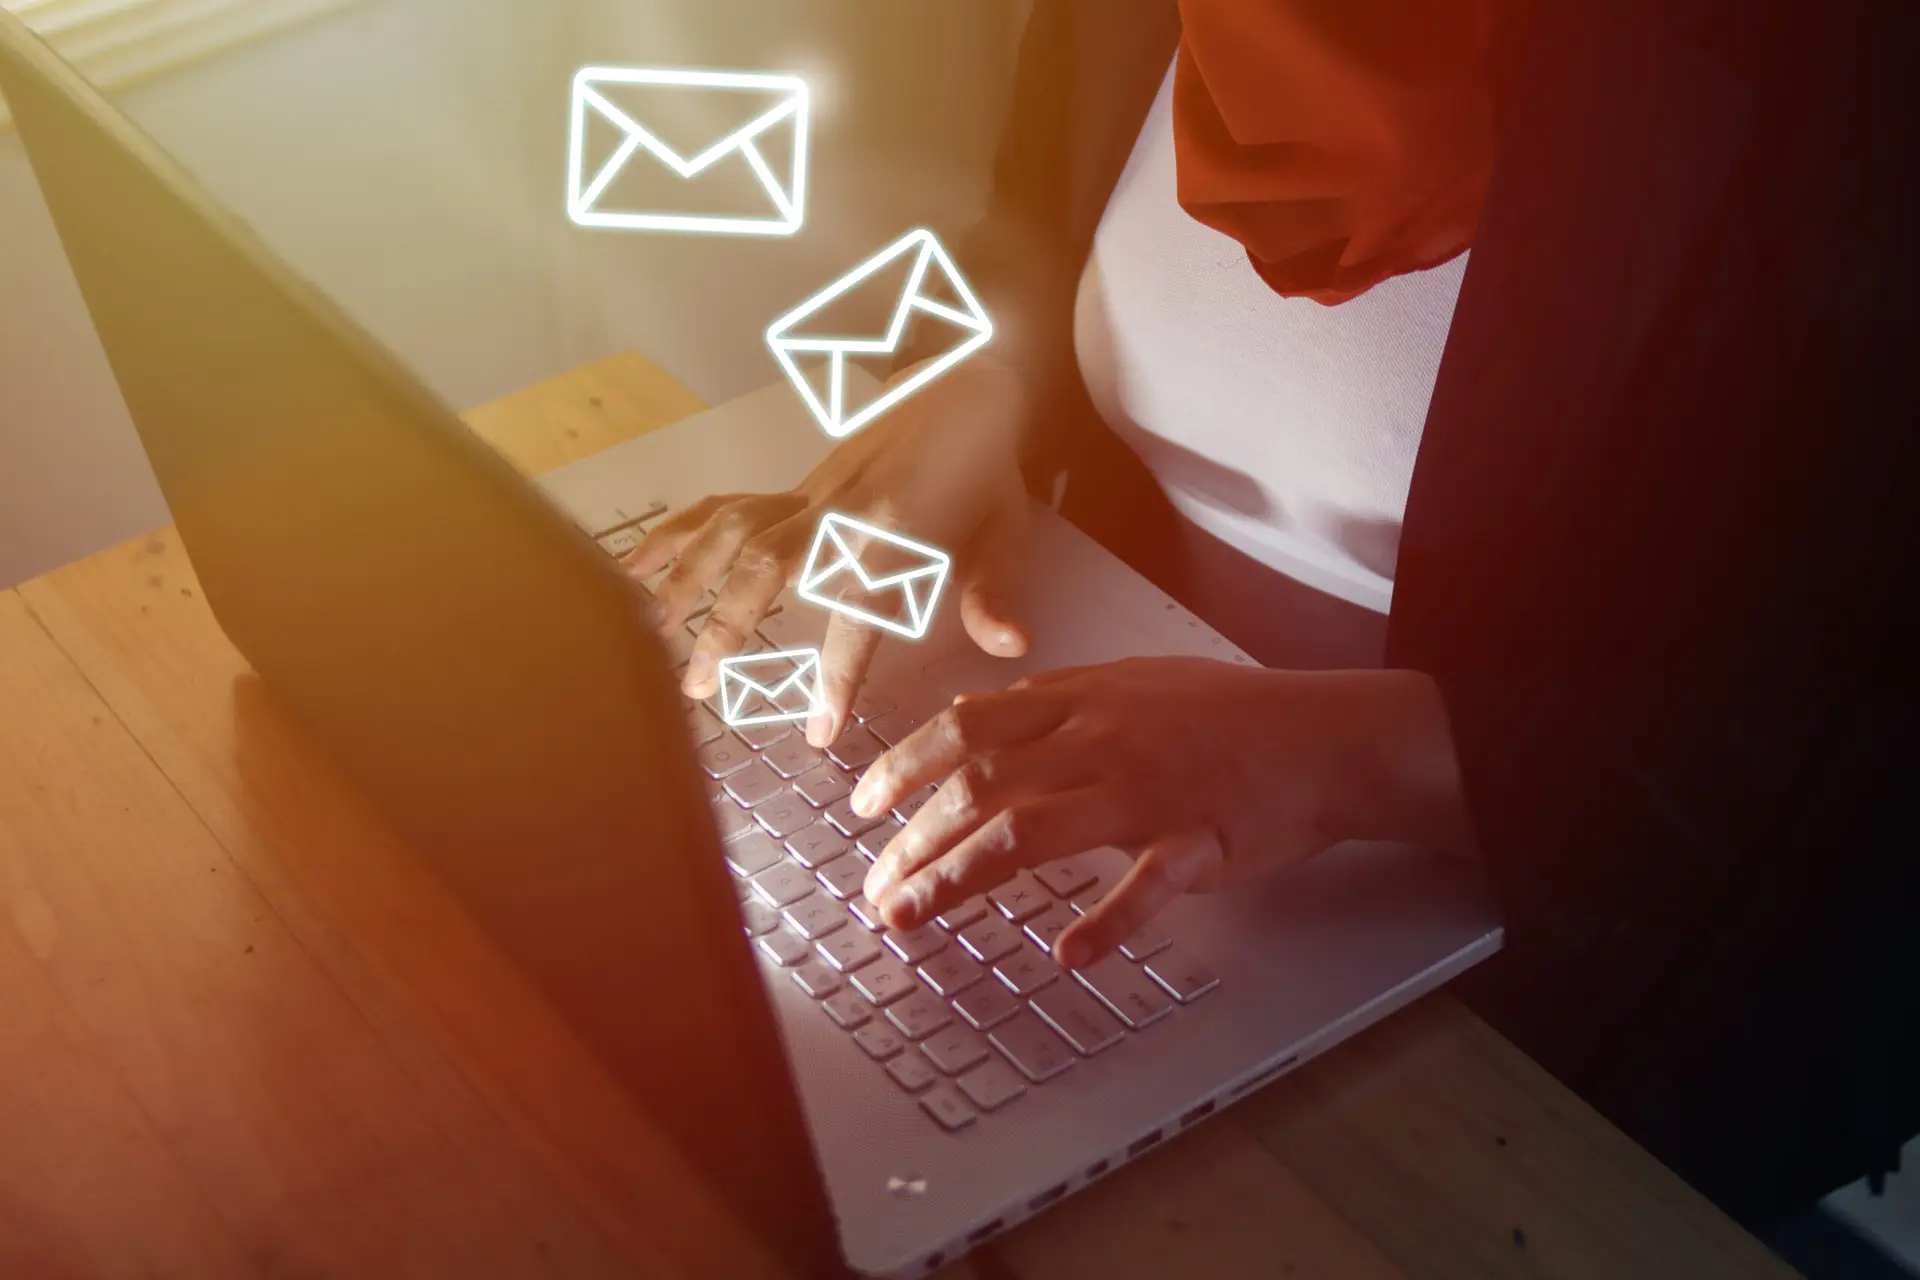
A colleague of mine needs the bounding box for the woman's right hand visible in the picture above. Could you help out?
[622,355,1033,746]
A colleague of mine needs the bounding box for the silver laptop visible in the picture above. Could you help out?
[0,17,1501,1277]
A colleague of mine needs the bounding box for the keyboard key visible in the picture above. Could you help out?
[989,871,1051,923]
[917,950,984,999]
[956,1059,1027,1112]
[733,718,793,751]
[1031,983,1125,1056]
[763,736,824,780]
[750,861,817,908]
[739,899,780,937]
[934,895,991,932]
[783,897,848,942]
[823,797,885,839]
[1023,904,1077,956]
[816,929,884,974]
[952,979,1022,1031]
[757,927,811,967]
[598,526,643,558]
[752,793,816,840]
[856,819,904,862]
[993,949,1060,997]
[1145,949,1221,1004]
[883,924,949,965]
[846,895,888,931]
[919,1087,976,1132]
[852,1022,905,1062]
[1119,927,1174,963]
[989,1011,1078,1083]
[815,855,868,900]
[826,726,885,772]
[884,989,955,1041]
[723,761,785,808]
[1033,855,1098,900]
[785,823,850,869]
[711,802,758,843]
[850,958,917,1005]
[794,764,856,809]
[821,989,872,1030]
[886,1053,940,1094]
[1068,853,1130,913]
[920,1025,990,1075]
[1075,955,1174,1030]
[697,736,753,779]
[852,689,894,722]
[723,831,785,878]
[790,960,842,999]
[957,916,1023,964]
[891,786,937,824]
[685,705,726,746]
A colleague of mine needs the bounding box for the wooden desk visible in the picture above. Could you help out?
[0,353,1796,1279]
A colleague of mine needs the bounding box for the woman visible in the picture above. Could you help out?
[628,0,1919,1235]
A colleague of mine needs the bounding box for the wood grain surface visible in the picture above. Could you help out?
[0,352,1797,1279]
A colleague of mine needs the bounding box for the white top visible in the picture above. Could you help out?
[1072,66,1468,614]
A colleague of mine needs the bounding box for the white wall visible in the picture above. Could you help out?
[0,0,1023,588]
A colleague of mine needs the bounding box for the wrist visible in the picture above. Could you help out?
[1331,669,1480,861]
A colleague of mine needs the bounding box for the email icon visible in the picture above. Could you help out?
[716,648,824,727]
[797,513,952,641]
[567,65,809,236]
[766,228,993,438]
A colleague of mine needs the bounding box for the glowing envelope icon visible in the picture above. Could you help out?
[567,66,809,236]
[797,513,952,641]
[766,228,993,439]
[716,648,825,727]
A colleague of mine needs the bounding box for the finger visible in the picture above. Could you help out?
[959,488,1031,658]
[873,782,1132,930]
[622,494,740,582]
[652,494,804,633]
[850,685,1070,818]
[1008,664,1105,692]
[805,609,884,748]
[682,510,815,697]
[1053,829,1222,969]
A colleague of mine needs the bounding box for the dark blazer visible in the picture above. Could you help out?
[916,0,1920,1225]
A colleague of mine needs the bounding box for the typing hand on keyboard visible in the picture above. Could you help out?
[845,659,1480,970]
[615,358,1033,744]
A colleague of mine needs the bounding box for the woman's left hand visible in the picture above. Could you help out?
[849,658,1476,969]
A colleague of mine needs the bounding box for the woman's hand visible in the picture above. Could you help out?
[622,356,1031,745]
[848,659,1478,969]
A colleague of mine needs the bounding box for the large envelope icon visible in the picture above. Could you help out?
[717,648,824,727]
[797,513,952,641]
[766,228,993,438]
[567,66,809,236]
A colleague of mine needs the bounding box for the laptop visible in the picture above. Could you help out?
[0,17,1502,1277]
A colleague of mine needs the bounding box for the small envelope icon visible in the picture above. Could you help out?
[716,648,824,727]
[567,66,809,236]
[766,228,993,438]
[797,513,952,641]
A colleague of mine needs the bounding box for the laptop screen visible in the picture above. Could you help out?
[0,16,841,1273]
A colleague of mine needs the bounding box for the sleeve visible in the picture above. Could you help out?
[1172,0,1515,303]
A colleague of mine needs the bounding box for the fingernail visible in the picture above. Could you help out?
[882,882,921,929]
[682,655,712,694]
[805,714,833,748]
[863,860,892,902]
[849,778,877,817]
[644,598,665,627]
[1054,937,1085,970]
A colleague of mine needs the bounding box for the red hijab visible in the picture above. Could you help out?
[1173,0,1512,303]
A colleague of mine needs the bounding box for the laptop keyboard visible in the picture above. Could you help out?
[597,507,1220,1134]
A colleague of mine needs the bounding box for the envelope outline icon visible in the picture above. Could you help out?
[567,65,810,236]
[766,228,993,438]
[796,513,952,641]
[716,648,824,727]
